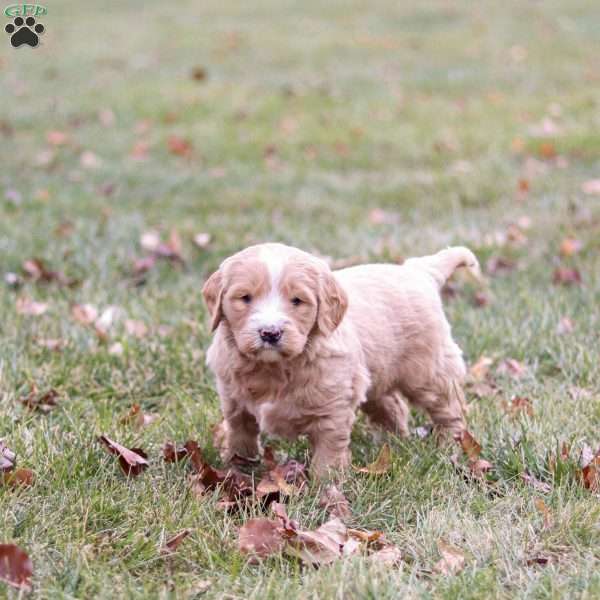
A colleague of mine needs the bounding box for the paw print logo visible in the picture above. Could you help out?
[5,16,45,48]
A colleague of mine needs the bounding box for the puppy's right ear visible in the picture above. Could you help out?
[202,269,224,332]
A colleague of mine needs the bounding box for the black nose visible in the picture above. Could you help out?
[259,327,283,345]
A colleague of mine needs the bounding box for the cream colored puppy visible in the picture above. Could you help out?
[203,243,479,475]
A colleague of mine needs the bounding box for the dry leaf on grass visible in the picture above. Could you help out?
[553,267,582,286]
[534,498,553,529]
[161,530,191,554]
[455,431,481,460]
[579,448,600,492]
[238,518,287,561]
[468,356,493,382]
[36,338,66,351]
[434,539,466,575]
[120,404,158,429]
[21,258,77,287]
[0,440,16,472]
[98,435,149,477]
[486,256,517,276]
[167,135,193,157]
[2,468,35,489]
[559,238,582,257]
[581,179,600,195]
[496,358,526,379]
[318,484,351,519]
[125,320,148,339]
[16,297,48,316]
[71,303,98,325]
[354,444,392,475]
[521,472,552,494]
[502,396,534,418]
[0,544,33,591]
[20,388,59,414]
[162,441,189,463]
[192,233,212,249]
[256,459,307,504]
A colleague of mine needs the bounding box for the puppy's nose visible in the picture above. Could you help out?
[259,326,283,345]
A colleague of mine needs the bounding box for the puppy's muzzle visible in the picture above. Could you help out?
[259,326,283,345]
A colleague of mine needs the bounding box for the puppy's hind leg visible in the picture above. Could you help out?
[361,392,410,437]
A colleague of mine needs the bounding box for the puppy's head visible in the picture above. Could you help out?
[202,243,347,361]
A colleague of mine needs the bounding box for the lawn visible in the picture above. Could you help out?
[1,0,600,597]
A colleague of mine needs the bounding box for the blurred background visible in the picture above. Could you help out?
[1,2,600,596]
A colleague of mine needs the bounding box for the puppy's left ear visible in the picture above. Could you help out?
[317,270,348,336]
[202,269,224,332]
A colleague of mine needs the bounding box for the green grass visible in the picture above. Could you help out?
[1,0,600,597]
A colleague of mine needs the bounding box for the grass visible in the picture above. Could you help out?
[1,0,600,597]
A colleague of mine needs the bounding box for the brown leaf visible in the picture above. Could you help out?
[468,356,493,382]
[522,472,552,494]
[124,320,148,339]
[579,451,600,492]
[36,338,66,351]
[559,238,582,257]
[553,267,582,286]
[486,256,517,276]
[20,388,59,414]
[130,141,150,160]
[503,396,534,418]
[162,441,189,463]
[496,358,526,379]
[71,303,98,325]
[191,66,208,81]
[369,544,403,565]
[167,135,193,157]
[16,297,48,316]
[161,529,191,554]
[46,130,68,145]
[98,435,149,477]
[0,544,33,591]
[2,468,35,488]
[469,459,493,478]
[472,290,491,307]
[354,444,392,475]
[434,539,466,575]
[238,519,286,560]
[21,258,76,287]
[120,404,158,428]
[455,431,482,460]
[0,440,16,472]
[80,150,101,169]
[534,497,553,529]
[538,142,556,159]
[286,517,352,565]
[318,484,351,519]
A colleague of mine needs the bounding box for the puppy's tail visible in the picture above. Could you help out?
[405,246,482,288]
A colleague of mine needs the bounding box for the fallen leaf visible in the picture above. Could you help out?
[538,142,556,159]
[108,342,124,356]
[434,539,466,575]
[98,435,149,477]
[496,358,526,379]
[37,338,66,351]
[534,498,553,529]
[162,441,189,463]
[120,404,158,428]
[192,233,212,249]
[4,272,23,288]
[238,518,286,560]
[559,238,582,257]
[130,140,150,160]
[71,303,98,325]
[21,258,77,287]
[503,396,533,418]
[579,449,600,492]
[16,297,48,316]
[521,472,552,494]
[455,431,482,460]
[468,356,493,381]
[124,319,148,339]
[80,150,101,169]
[369,544,403,565]
[46,130,68,145]
[486,256,517,276]
[472,290,490,307]
[0,440,16,472]
[354,444,392,475]
[556,316,574,335]
[526,555,550,567]
[581,179,600,195]
[469,459,493,478]
[167,135,193,157]
[553,267,582,286]
[0,544,33,591]
[2,468,34,488]
[318,484,351,519]
[286,517,352,565]
[20,388,59,414]
[161,529,191,554]
[191,66,208,81]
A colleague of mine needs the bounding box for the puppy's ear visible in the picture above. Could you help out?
[317,270,348,336]
[202,269,224,332]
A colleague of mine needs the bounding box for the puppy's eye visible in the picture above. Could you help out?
[291,297,303,306]
[241,294,252,304]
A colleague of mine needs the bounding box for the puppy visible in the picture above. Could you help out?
[203,243,479,475]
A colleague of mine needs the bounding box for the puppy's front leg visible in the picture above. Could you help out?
[308,411,354,478]
[219,395,260,461]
